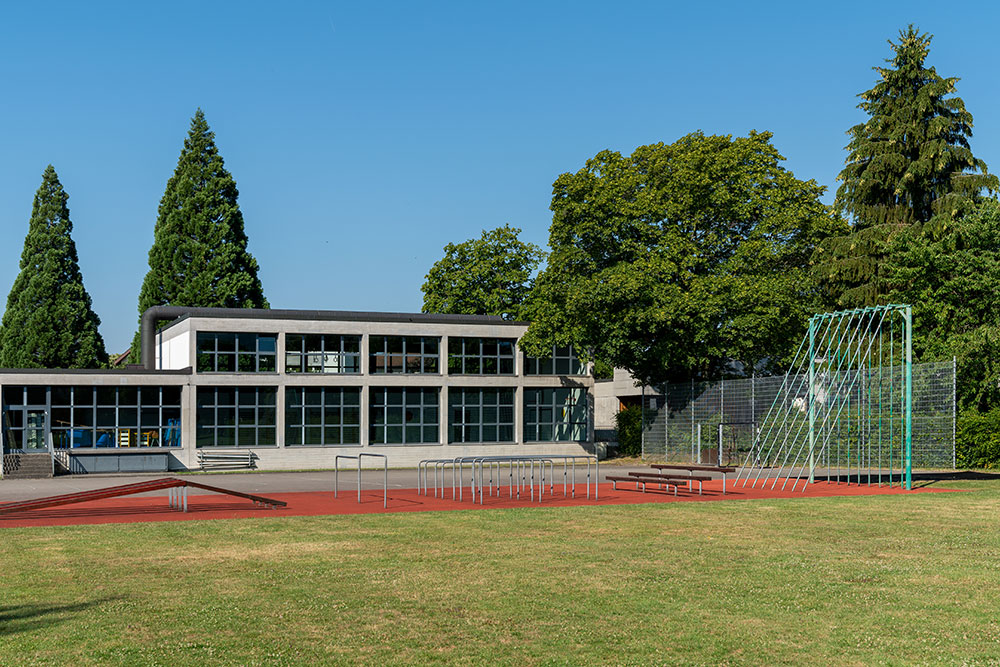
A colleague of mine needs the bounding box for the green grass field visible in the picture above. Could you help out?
[2,477,999,666]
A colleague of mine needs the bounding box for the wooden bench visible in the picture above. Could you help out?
[650,464,737,493]
[197,451,255,471]
[606,475,685,496]
[628,471,712,495]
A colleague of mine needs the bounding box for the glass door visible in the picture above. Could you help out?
[24,409,50,452]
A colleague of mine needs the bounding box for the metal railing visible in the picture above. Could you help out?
[334,453,388,508]
[418,454,599,504]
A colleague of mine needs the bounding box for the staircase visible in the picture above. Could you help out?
[2,453,54,479]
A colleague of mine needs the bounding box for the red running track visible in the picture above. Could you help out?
[0,479,957,528]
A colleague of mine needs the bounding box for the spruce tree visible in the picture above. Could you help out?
[0,166,108,368]
[815,25,998,306]
[130,110,267,360]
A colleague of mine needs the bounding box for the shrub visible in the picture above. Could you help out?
[957,408,1000,469]
[614,406,644,457]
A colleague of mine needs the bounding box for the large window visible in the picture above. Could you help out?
[447,337,516,375]
[197,333,277,373]
[449,388,515,443]
[523,388,588,442]
[524,345,585,376]
[285,334,361,374]
[369,336,439,374]
[196,387,276,447]
[369,387,439,444]
[1,385,182,449]
[285,387,361,446]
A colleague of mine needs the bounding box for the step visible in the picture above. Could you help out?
[2,453,54,479]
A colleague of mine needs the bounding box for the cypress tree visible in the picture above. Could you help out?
[815,25,998,306]
[0,166,108,368]
[131,109,267,359]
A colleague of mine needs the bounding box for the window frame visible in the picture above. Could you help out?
[196,386,277,448]
[523,387,588,442]
[368,336,440,375]
[284,387,362,446]
[284,334,362,374]
[448,387,516,444]
[524,345,586,376]
[447,337,516,375]
[369,386,439,444]
[196,332,278,374]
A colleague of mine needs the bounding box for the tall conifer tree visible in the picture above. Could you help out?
[131,110,267,359]
[0,166,108,368]
[815,25,998,306]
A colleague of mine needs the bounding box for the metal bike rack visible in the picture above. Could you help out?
[334,453,388,509]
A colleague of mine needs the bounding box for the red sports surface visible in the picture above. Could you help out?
[0,479,957,528]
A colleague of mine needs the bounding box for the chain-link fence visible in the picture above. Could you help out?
[640,360,955,468]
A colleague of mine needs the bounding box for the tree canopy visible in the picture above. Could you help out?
[885,197,1000,411]
[817,25,998,306]
[130,109,267,359]
[521,131,844,385]
[0,166,107,369]
[421,225,545,320]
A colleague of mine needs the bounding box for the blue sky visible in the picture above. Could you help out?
[2,1,999,353]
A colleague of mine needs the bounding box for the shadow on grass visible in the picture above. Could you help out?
[0,598,119,636]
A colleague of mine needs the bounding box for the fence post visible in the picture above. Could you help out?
[640,384,646,458]
[663,381,668,460]
[953,356,957,470]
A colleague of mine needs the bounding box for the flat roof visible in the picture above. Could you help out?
[157,307,528,333]
[0,367,192,376]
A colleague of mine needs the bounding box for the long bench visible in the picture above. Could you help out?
[606,475,685,496]
[628,471,712,495]
[650,464,736,493]
[197,451,255,470]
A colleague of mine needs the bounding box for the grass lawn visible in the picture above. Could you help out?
[2,477,999,665]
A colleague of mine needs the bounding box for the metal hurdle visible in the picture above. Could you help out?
[334,453,388,508]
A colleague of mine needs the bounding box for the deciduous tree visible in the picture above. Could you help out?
[521,131,844,385]
[422,225,544,320]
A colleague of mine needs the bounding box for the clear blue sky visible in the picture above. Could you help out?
[2,1,999,353]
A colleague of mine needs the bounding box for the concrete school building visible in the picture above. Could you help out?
[0,307,595,478]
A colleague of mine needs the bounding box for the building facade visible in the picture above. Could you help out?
[0,308,594,476]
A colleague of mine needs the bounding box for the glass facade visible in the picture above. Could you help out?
[524,345,586,376]
[448,388,515,443]
[369,387,439,444]
[369,336,439,374]
[285,334,361,374]
[196,386,277,447]
[197,333,277,373]
[523,388,588,442]
[1,327,595,456]
[1,385,182,449]
[447,337,516,375]
[285,387,361,445]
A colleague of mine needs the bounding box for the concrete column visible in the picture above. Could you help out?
[360,333,370,447]
[439,385,448,445]
[181,381,197,468]
[275,384,286,449]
